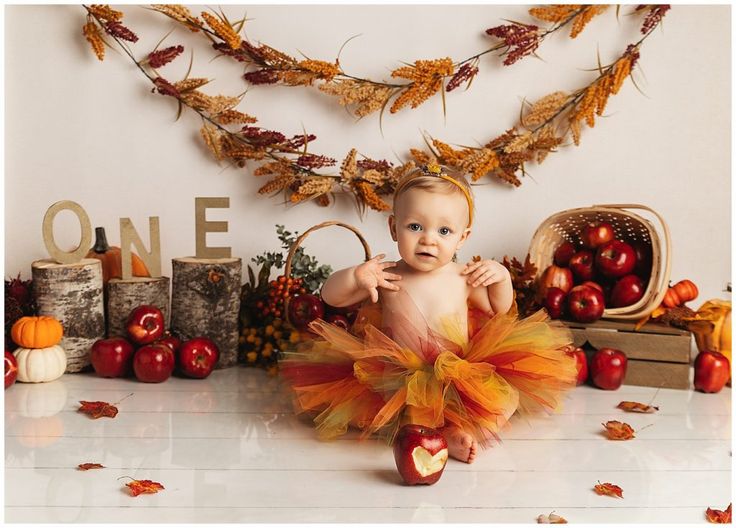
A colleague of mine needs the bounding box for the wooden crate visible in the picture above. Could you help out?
[556,319,693,390]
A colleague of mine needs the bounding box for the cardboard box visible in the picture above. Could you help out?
[557,319,693,390]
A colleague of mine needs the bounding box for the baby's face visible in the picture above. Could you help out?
[390,188,470,272]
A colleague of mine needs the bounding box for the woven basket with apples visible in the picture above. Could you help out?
[529,204,671,323]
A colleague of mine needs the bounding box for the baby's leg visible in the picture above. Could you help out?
[440,425,477,464]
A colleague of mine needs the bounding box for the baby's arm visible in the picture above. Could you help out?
[321,254,402,306]
[464,259,513,316]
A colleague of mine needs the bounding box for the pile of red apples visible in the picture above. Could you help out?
[90,305,219,383]
[540,221,652,323]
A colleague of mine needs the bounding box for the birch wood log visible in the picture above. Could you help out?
[170,257,242,368]
[31,258,105,373]
[106,277,171,337]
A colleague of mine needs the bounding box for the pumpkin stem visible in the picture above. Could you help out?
[93,227,110,253]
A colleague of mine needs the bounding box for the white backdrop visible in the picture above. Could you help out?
[4,5,731,304]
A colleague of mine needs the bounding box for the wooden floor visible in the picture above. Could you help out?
[4,367,732,523]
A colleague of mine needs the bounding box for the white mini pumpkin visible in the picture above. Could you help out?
[13,345,67,383]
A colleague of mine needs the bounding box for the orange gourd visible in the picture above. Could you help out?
[662,287,681,309]
[85,227,151,284]
[11,316,64,348]
[672,279,698,304]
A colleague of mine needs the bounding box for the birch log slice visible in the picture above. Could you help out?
[170,257,242,368]
[107,277,171,337]
[31,258,105,373]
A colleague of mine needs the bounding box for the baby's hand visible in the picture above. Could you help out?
[462,259,511,288]
[354,254,402,303]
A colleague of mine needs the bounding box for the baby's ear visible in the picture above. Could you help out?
[456,227,471,250]
[388,215,397,241]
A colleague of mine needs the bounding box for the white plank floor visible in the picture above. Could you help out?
[4,367,732,523]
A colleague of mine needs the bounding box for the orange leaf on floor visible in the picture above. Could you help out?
[536,511,568,523]
[78,400,119,419]
[617,401,659,413]
[77,463,105,471]
[706,503,732,523]
[602,420,635,440]
[594,481,624,498]
[124,479,165,497]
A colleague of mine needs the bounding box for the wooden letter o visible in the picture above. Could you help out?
[42,201,92,264]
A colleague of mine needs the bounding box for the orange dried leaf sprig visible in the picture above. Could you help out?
[121,478,165,497]
[78,400,119,419]
[602,420,636,440]
[594,481,624,498]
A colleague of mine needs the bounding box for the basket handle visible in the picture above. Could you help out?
[592,203,672,310]
[284,221,372,278]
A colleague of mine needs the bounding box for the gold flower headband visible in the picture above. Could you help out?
[394,163,474,226]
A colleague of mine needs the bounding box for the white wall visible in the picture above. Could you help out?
[5,5,731,304]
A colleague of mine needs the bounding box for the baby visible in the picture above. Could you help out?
[320,164,513,463]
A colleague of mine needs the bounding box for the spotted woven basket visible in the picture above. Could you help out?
[528,204,671,321]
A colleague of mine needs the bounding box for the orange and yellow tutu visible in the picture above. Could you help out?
[280,293,577,448]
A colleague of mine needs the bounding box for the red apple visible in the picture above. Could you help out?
[544,287,567,319]
[288,294,325,331]
[595,240,637,279]
[126,305,165,345]
[590,348,627,390]
[156,333,182,355]
[133,344,175,383]
[567,285,605,323]
[610,274,645,308]
[90,336,135,378]
[569,250,596,282]
[581,221,616,250]
[539,264,574,297]
[178,337,220,379]
[553,241,577,267]
[566,346,588,386]
[325,314,350,331]
[694,350,730,393]
[393,424,449,485]
[631,240,653,277]
[580,281,603,293]
[5,351,18,389]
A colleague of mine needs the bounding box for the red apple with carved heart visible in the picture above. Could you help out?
[393,424,449,485]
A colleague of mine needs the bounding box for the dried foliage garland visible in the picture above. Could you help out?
[81,4,670,213]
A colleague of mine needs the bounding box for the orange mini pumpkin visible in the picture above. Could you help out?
[11,316,64,349]
[85,227,151,284]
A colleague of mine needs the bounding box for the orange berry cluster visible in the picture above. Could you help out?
[254,275,307,319]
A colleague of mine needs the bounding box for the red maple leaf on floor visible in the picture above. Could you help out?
[123,478,165,497]
[602,420,636,440]
[78,401,119,419]
[594,481,624,498]
[77,463,105,471]
[706,503,732,523]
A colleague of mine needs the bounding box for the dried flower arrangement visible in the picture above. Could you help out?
[81,4,670,211]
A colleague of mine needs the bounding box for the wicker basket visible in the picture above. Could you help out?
[528,204,671,321]
[283,221,372,327]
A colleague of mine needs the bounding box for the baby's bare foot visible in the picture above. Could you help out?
[441,426,477,464]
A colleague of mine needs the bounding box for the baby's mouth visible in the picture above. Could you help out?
[416,251,436,258]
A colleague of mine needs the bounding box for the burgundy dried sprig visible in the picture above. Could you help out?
[212,42,249,62]
[153,77,180,97]
[295,154,337,169]
[240,126,287,146]
[148,45,184,68]
[639,5,671,35]
[104,20,139,43]
[624,44,641,68]
[446,63,479,92]
[285,134,317,150]
[485,22,541,66]
[357,159,393,172]
[244,69,280,85]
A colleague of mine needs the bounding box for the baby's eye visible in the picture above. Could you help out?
[408,223,422,232]
[439,227,452,236]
